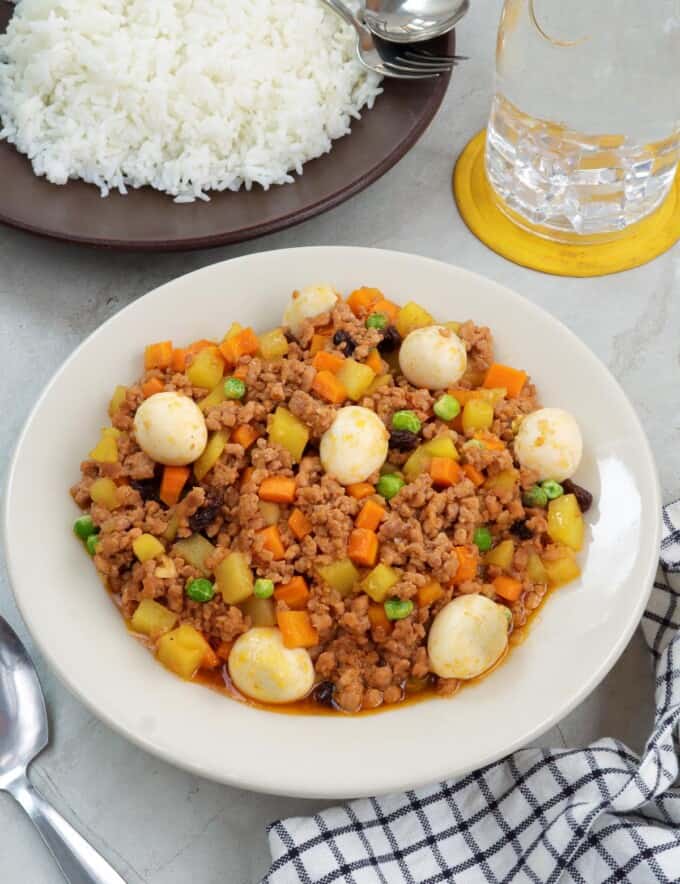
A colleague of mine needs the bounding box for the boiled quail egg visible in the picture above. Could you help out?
[283,284,340,337]
[399,325,467,390]
[133,391,207,466]
[514,407,582,483]
[228,627,315,704]
[320,406,389,485]
[428,594,510,680]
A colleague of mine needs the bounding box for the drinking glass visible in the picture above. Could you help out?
[485,0,680,243]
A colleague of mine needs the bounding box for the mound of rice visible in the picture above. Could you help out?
[0,0,382,201]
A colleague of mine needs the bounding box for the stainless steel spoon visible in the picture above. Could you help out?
[0,615,125,884]
[362,0,469,44]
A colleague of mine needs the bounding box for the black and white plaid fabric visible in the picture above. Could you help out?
[263,503,680,883]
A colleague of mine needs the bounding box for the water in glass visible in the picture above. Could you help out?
[486,0,680,242]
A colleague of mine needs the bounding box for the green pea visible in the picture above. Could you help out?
[384,598,414,621]
[366,313,388,330]
[223,377,246,400]
[186,577,215,603]
[253,578,274,599]
[523,485,548,508]
[377,473,405,501]
[73,515,98,540]
[473,526,493,552]
[541,479,564,500]
[85,534,100,556]
[433,394,461,422]
[391,410,421,434]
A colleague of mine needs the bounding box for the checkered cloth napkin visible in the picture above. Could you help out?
[263,502,680,883]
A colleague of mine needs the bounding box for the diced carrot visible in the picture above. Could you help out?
[141,377,164,398]
[452,413,465,434]
[231,425,259,450]
[452,546,479,585]
[347,286,382,316]
[201,644,220,670]
[310,333,331,355]
[144,341,173,370]
[233,365,249,380]
[219,328,260,366]
[483,364,527,398]
[312,370,347,404]
[240,466,255,488]
[493,575,523,602]
[356,499,386,531]
[463,463,485,487]
[474,431,506,451]
[367,603,392,633]
[429,457,463,487]
[288,508,312,540]
[347,482,375,500]
[277,610,319,649]
[160,465,190,507]
[365,349,384,375]
[274,576,310,609]
[372,298,399,321]
[347,528,378,567]
[259,476,297,504]
[216,640,234,661]
[259,525,285,560]
[417,581,445,608]
[188,339,217,354]
[170,348,187,372]
[312,351,345,374]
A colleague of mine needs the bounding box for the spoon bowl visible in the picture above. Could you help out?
[363,0,469,43]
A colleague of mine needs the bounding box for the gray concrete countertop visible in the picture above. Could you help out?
[1,2,677,881]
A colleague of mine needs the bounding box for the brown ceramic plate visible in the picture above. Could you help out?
[0,2,454,251]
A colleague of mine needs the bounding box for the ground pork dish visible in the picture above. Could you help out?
[71,284,593,713]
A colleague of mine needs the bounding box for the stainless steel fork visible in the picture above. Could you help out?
[320,0,456,79]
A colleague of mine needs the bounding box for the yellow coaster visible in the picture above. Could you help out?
[453,130,680,277]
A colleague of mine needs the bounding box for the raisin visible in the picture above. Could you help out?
[510,519,533,540]
[313,681,335,708]
[562,479,593,513]
[377,325,401,354]
[189,489,224,533]
[389,429,419,451]
[332,329,356,356]
[130,476,162,506]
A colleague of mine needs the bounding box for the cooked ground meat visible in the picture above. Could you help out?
[71,286,588,714]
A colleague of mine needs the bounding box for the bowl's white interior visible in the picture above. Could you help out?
[4,247,660,798]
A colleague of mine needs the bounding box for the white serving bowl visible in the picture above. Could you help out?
[3,247,660,799]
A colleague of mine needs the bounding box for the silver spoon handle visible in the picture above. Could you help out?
[7,774,126,884]
[319,0,364,34]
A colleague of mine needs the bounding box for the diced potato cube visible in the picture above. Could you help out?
[163,512,179,543]
[215,552,254,604]
[527,553,548,584]
[258,501,281,526]
[443,321,461,333]
[239,596,277,627]
[362,563,400,603]
[198,382,226,414]
[187,347,225,389]
[193,430,228,481]
[366,374,391,396]
[89,432,118,464]
[223,322,243,342]
[108,385,127,417]
[131,599,178,638]
[403,436,458,482]
[318,558,360,596]
[484,468,519,494]
[423,436,458,460]
[547,494,584,551]
[102,427,121,439]
[259,328,289,361]
[485,539,515,570]
[542,549,581,586]
[156,624,209,679]
[268,406,309,463]
[462,399,494,433]
[395,301,434,338]
[172,534,216,576]
[335,358,376,401]
[154,555,177,579]
[133,533,165,563]
[89,477,119,509]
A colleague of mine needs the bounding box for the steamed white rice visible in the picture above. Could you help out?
[0,0,382,201]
